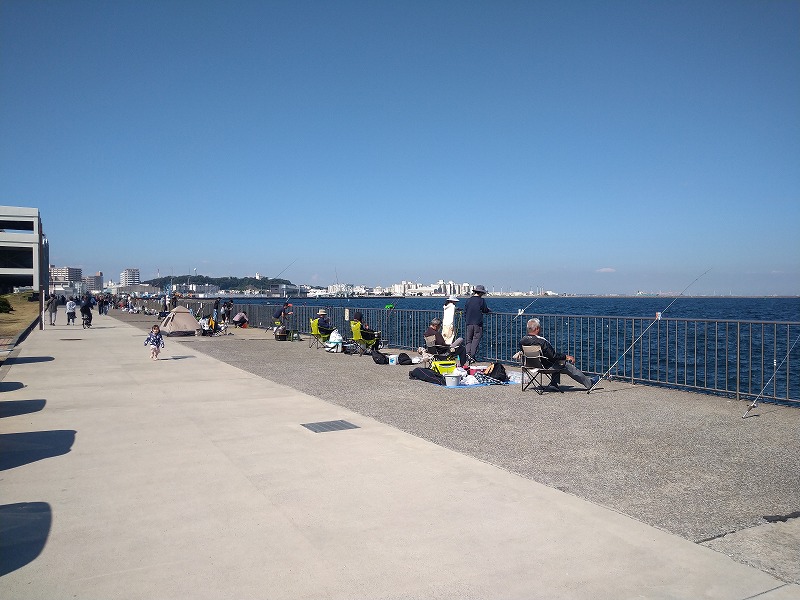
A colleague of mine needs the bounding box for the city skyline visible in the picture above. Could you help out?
[2,2,798,296]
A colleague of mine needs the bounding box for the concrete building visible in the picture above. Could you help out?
[83,272,104,292]
[120,268,140,287]
[0,205,49,295]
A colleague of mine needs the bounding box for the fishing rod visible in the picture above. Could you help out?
[513,296,541,320]
[742,332,800,418]
[587,268,712,394]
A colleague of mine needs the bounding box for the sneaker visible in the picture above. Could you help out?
[588,376,600,389]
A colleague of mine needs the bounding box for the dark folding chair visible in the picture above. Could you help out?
[520,344,562,394]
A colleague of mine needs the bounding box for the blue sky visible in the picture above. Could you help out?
[1,0,798,295]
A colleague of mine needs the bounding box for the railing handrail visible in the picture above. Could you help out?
[136,299,799,404]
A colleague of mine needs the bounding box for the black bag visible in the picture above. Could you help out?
[408,367,445,385]
[397,352,413,365]
[371,348,390,364]
[484,362,508,382]
[342,342,359,355]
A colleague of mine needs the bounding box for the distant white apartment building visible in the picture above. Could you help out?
[50,265,82,285]
[120,268,140,286]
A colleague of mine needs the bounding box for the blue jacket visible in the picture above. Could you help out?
[464,295,490,326]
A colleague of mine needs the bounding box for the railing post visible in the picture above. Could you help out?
[736,322,741,401]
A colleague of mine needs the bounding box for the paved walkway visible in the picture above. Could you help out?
[1,316,798,599]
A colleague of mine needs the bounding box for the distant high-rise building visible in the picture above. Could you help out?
[120,268,140,286]
[83,271,103,291]
[50,265,83,284]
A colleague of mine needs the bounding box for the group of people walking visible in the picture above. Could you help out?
[44,294,99,326]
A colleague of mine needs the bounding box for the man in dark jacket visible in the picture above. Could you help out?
[424,318,467,367]
[520,318,598,391]
[464,284,491,361]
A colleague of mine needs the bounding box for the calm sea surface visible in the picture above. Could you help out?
[237,296,799,322]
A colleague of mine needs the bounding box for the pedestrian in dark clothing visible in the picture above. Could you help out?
[464,284,491,361]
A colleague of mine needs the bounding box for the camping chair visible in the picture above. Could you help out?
[520,344,562,394]
[309,318,332,349]
[424,335,454,361]
[350,321,380,356]
[423,335,460,373]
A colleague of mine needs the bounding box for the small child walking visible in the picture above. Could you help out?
[144,325,165,360]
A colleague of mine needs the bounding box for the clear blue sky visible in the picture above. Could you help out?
[1,0,798,295]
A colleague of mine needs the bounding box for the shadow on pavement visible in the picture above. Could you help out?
[0,399,46,418]
[5,356,54,365]
[0,382,24,393]
[0,502,52,576]
[0,430,76,471]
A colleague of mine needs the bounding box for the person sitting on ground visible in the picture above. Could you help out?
[232,311,248,327]
[316,309,335,335]
[424,318,468,367]
[519,318,599,391]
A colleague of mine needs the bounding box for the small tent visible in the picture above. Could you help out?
[160,305,200,336]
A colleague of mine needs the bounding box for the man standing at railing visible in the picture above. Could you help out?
[464,284,491,363]
[520,318,599,391]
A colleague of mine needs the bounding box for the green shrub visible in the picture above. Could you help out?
[0,297,12,313]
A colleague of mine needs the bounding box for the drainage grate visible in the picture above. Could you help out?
[301,420,359,433]
[59,339,83,341]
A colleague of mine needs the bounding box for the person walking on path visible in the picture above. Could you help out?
[464,285,491,362]
[45,295,58,326]
[442,295,459,346]
[144,325,165,360]
[65,297,77,325]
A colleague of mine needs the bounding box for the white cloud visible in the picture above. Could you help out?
[596,267,616,273]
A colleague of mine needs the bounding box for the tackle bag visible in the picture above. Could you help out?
[484,362,508,382]
[371,348,390,364]
[408,367,446,385]
[397,352,413,365]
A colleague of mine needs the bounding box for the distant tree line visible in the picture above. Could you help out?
[144,275,293,292]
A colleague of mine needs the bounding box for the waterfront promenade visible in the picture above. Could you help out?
[1,312,798,598]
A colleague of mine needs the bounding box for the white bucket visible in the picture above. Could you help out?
[444,374,461,387]
[388,354,398,365]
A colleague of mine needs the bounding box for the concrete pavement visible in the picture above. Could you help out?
[1,316,798,599]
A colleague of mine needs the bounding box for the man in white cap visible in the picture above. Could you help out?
[464,285,491,362]
[442,295,459,346]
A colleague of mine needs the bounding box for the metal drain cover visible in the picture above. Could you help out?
[301,420,359,433]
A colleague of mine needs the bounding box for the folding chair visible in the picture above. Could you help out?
[424,335,453,361]
[309,318,332,349]
[350,321,380,356]
[520,344,562,394]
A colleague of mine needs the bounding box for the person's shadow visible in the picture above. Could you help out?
[0,502,52,575]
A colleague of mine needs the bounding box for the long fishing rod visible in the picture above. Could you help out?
[270,258,297,282]
[587,268,712,394]
[742,332,800,418]
[513,296,541,320]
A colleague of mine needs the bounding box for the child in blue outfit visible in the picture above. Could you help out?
[144,325,165,360]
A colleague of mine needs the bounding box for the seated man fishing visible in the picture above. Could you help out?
[424,318,468,367]
[519,318,598,391]
[316,309,335,335]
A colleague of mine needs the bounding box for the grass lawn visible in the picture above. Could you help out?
[0,292,41,338]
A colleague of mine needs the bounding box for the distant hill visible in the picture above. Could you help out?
[144,275,293,292]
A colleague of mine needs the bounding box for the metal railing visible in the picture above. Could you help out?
[141,299,799,403]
